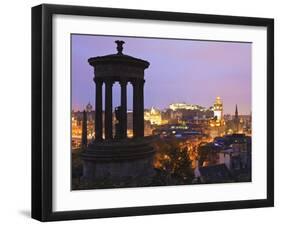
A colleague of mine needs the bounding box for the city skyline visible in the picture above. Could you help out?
[72,34,252,115]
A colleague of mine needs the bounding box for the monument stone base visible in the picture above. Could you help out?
[81,137,156,185]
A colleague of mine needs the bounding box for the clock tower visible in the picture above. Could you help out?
[213,96,223,121]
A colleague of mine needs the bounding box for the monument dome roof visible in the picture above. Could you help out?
[88,40,149,69]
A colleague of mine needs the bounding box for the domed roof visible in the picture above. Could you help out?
[86,102,93,111]
[88,40,149,69]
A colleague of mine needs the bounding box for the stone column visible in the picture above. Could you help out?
[138,79,145,137]
[94,78,103,141]
[120,80,127,139]
[105,79,113,140]
[132,79,138,138]
[81,110,88,148]
[133,79,145,138]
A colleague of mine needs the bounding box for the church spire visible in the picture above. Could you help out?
[235,104,238,118]
[234,104,239,133]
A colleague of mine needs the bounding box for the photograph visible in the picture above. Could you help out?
[71,34,252,190]
[30,3,274,221]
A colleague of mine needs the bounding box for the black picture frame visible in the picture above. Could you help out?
[32,3,274,222]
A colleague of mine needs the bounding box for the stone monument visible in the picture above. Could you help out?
[81,40,155,184]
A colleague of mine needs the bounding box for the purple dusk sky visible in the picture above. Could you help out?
[71,34,251,115]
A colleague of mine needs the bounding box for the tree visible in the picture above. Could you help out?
[170,147,194,183]
[153,139,194,183]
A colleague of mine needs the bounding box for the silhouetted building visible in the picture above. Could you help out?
[80,40,155,186]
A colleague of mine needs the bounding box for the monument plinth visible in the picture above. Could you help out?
[81,41,155,184]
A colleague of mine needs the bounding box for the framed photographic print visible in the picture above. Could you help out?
[32,4,274,221]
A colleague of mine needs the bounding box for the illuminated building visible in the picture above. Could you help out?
[208,96,225,138]
[126,110,133,137]
[225,104,250,135]
[168,103,213,125]
[144,107,168,125]
[72,103,95,149]
[72,115,81,134]
[213,96,223,121]
[169,102,206,111]
[72,115,82,149]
